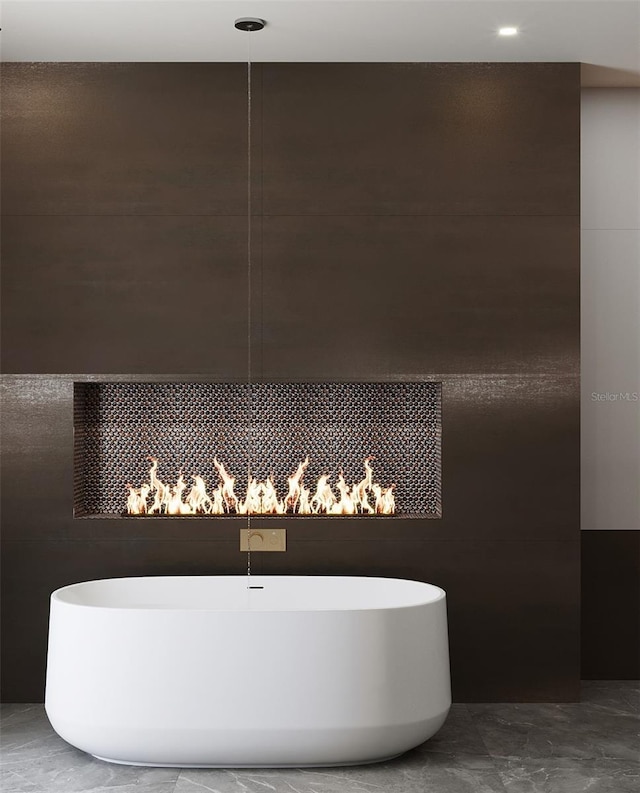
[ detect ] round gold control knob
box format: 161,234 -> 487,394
248,531 -> 264,549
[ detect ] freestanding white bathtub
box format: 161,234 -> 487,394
45,575 -> 450,767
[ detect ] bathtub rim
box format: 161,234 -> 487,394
50,574 -> 447,614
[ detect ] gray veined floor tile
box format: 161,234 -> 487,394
412,704 -> 490,756
494,756 -> 640,793
0,751 -> 180,793
468,702 -> 640,762
0,704 -> 59,745
0,705 -> 180,793
175,753 -> 507,793
1,705 -> 76,770
1,766 -> 44,793
581,680 -> 640,715
0,704 -> 49,727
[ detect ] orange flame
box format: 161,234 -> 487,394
126,456 -> 396,516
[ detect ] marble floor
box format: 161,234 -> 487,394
1,682 -> 638,793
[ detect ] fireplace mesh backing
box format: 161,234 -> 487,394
74,382 -> 441,517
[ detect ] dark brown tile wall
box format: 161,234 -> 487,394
260,215 -> 580,377
1,63 -> 581,702
1,63 -> 252,216
1,216 -> 249,374
261,63 -> 580,217
581,530 -> 640,680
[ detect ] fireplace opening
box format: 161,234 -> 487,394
74,382 -> 441,518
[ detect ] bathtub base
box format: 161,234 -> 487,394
91,753 -> 405,769
56,711 -> 449,768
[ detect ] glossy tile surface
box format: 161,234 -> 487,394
468,701 -> 639,762
1,683 -> 637,793
494,757 -> 639,793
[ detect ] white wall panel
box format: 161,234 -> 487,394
581,89 -> 640,530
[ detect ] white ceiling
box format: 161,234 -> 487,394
1,1 -> 639,86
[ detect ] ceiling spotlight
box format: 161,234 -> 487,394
235,17 -> 266,32
498,27 -> 519,37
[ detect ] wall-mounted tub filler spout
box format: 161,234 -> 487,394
240,529 -> 286,552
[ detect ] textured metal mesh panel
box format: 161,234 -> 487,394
74,382 -> 441,517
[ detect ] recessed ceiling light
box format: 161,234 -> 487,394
498,27 -> 519,37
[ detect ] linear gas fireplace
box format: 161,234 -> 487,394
74,382 -> 441,518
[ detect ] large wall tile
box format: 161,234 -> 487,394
581,230 -> 640,529
1,377 -> 73,540
261,216 -> 579,377
581,399 -> 640,530
581,90 -> 640,231
262,63 -> 580,217
441,376 -> 580,540
582,530 -> 640,680
1,63 -> 257,217
581,231 -> 640,387
1,216 -> 249,374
